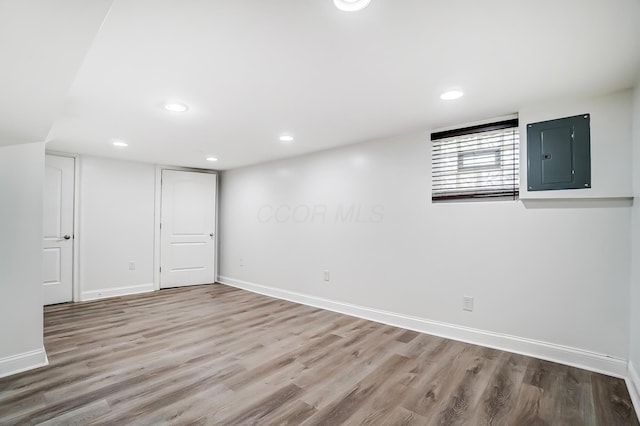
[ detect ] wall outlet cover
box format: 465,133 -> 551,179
463,296 -> 474,312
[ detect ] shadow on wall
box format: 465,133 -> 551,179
521,199 -> 632,210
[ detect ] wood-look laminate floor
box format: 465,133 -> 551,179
0,284 -> 638,425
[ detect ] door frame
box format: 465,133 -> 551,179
153,165 -> 219,291
44,151 -> 81,302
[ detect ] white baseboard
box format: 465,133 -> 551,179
628,361 -> 640,421
0,347 -> 48,379
81,283 -> 154,301
217,276 -> 628,378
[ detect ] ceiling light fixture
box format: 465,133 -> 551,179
279,135 -> 294,143
440,90 -> 464,101
206,156 -> 218,162
334,0 -> 371,12
112,140 -> 128,147
163,102 -> 189,112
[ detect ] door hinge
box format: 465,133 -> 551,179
159,266 -> 162,273
160,223 -> 162,229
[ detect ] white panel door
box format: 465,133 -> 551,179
43,155 -> 75,305
160,170 -> 216,288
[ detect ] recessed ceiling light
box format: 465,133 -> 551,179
112,140 -> 128,147
206,156 -> 218,162
440,90 -> 464,100
334,0 -> 371,12
279,135 -> 294,143
163,102 -> 189,112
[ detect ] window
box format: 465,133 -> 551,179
431,119 -> 520,201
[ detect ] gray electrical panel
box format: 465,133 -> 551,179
526,114 -> 591,191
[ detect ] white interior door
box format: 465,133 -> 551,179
160,170 -> 216,288
43,155 -> 75,305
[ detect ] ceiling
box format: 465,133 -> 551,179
0,0 -> 113,147
3,0 -> 640,170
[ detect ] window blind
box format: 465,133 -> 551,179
431,119 -> 519,201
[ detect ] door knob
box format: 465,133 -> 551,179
63,235 -> 71,240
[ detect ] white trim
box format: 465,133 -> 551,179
154,165 -> 219,291
80,283 -> 154,301
218,276 -> 628,378
628,361 -> 640,421
73,155 -> 81,302
0,347 -> 48,379
153,166 -> 162,291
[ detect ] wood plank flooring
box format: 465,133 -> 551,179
0,284 -> 638,425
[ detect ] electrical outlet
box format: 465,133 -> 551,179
128,262 -> 136,271
463,296 -> 473,312
324,270 -> 330,282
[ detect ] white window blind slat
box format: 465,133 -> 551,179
431,123 -> 520,201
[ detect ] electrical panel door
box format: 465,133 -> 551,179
527,114 -> 591,191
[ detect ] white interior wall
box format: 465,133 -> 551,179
0,142 -> 48,377
629,80 -> 640,408
219,91 -> 633,376
78,155 -> 156,300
